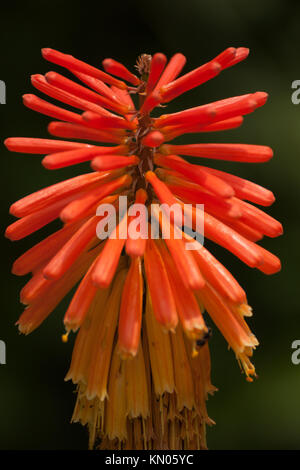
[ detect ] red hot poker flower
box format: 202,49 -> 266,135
5,47 -> 282,450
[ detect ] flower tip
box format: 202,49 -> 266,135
228,47 -> 236,53
41,48 -> 52,58
268,260 -> 282,274
16,322 -> 28,335
4,226 -> 13,240
187,325 -> 209,342
274,259 -> 282,273
102,58 -> 112,68
277,223 -> 283,237
229,204 -> 242,219
11,259 -> 28,276
63,319 -> 79,334
241,47 -> 250,57
22,94 -> 34,104
261,146 -> 273,162
41,155 -> 55,170
91,272 -> 110,289
82,111 -> 93,122
22,93 -> 32,99
268,192 -> 276,205
89,159 -> 98,171
59,208 -> 71,224
118,346 -> 137,361
4,138 -> 12,150
42,267 -> 59,281
191,276 -> 206,291
145,170 -> 155,182
253,91 -> 269,107
142,130 -> 165,148
8,202 -> 18,217
30,74 -> 43,85
44,71 -> 56,82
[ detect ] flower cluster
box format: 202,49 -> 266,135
5,46 -> 282,450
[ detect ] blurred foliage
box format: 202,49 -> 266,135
0,0 -> 299,450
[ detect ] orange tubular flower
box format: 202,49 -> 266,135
6,47 -> 282,450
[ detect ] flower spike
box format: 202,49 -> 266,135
6,46 -> 282,450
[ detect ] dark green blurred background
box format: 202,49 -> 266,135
0,0 -> 299,450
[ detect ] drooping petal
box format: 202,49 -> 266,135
12,218 -> 84,275
125,189 -> 148,257
144,238 -> 178,330
151,204 -> 205,291
92,212 -> 128,288
43,215 -> 100,280
157,239 -> 208,339
144,289 -> 175,395
60,175 -> 130,223
118,257 -> 143,357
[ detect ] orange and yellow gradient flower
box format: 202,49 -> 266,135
5,47 -> 282,450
